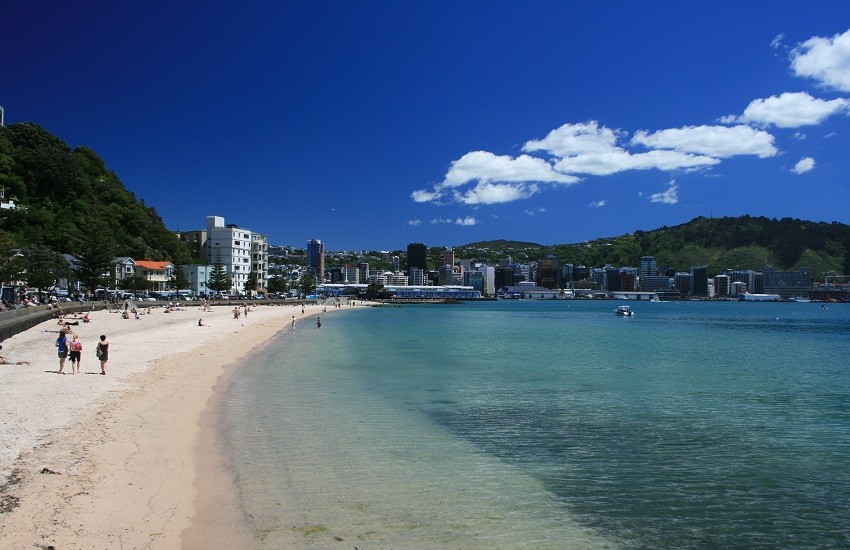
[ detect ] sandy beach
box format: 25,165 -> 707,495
0,300 -> 353,549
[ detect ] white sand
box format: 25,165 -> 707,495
0,300 -> 361,548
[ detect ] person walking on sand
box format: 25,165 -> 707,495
69,334 -> 83,374
56,328 -> 69,374
291,315 -> 295,330
96,335 -> 109,375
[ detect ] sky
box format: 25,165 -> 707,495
3,2 -> 850,251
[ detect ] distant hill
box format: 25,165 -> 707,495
0,123 -> 190,262
457,216 -> 850,278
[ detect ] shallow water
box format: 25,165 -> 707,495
223,301 -> 850,548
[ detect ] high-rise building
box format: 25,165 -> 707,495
407,243 -> 428,272
307,239 -> 325,281
206,216 -> 257,295
691,266 -> 709,297
536,256 -> 562,289
639,256 -> 657,278
444,248 -> 455,268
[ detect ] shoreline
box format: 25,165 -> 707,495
0,300 -> 363,548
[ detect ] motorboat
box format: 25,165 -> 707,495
615,305 -> 634,316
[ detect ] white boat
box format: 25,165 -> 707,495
615,305 -> 634,316
787,296 -> 812,303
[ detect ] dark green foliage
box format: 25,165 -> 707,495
266,275 -> 289,294
22,245 -> 70,291
208,249 -> 231,293
72,215 -> 117,292
0,123 -> 192,263
118,274 -> 152,293
246,270 -> 259,294
299,272 -> 316,295
169,261 -> 191,291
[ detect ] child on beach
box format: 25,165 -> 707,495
69,334 -> 83,374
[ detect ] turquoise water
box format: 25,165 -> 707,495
223,301 -> 850,548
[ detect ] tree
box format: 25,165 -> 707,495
119,274 -> 151,294
266,275 -> 289,294
298,272 -> 315,296
22,245 -> 69,292
169,262 -> 190,292
0,237 -> 24,285
245,270 -> 259,296
72,216 -> 117,293
208,249 -> 231,293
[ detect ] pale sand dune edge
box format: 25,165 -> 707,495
0,301 -> 359,549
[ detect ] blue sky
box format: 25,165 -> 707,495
3,2 -> 850,251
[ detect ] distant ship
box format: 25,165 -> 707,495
787,296 -> 812,303
739,293 -> 782,302
615,305 -> 635,316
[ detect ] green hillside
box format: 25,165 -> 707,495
0,123 -> 190,263
458,216 -> 850,279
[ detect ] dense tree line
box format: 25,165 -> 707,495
0,123 -> 192,264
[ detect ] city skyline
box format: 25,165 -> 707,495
4,3 -> 850,250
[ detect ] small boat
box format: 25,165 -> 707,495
787,296 -> 812,303
615,305 -> 634,316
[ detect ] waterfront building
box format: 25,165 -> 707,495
389,272 -> 409,285
714,275 -> 730,297
619,268 -> 637,292
407,243 -> 428,272
438,264 -> 454,286
762,265 -> 813,298
561,263 -> 574,284
495,266 -> 515,290
181,264 -> 212,296
408,267 -> 426,286
477,265 -> 495,296
639,256 -> 657,278
251,233 -> 269,291
206,216 -> 254,295
674,272 -> 692,298
536,256 -> 563,289
392,255 -> 400,272
730,281 -> 747,296
467,271 -> 485,295
307,239 -> 325,281
357,262 -> 370,284
134,260 -> 174,292
691,266 -> 709,298
640,275 -> 670,292
111,257 -> 136,288
573,265 -> 591,281
444,248 -> 455,268
344,264 -> 360,283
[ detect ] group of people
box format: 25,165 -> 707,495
55,329 -> 109,375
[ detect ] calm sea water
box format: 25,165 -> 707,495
222,301 -> 850,548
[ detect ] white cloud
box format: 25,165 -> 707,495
522,121 -> 622,157
453,182 -> 539,205
407,219 -> 422,226
771,33 -> 785,50
443,151 -> 579,187
590,199 -> 607,208
524,209 -> 535,216
792,157 -> 815,174
554,148 -> 720,176
650,181 -> 679,205
791,28 -> 850,91
793,132 -> 807,140
730,92 -> 849,128
455,216 -> 478,226
632,125 -> 778,158
430,217 -> 453,224
824,131 -> 837,138
411,188 -> 443,203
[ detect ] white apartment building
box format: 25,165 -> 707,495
205,216 -> 268,295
